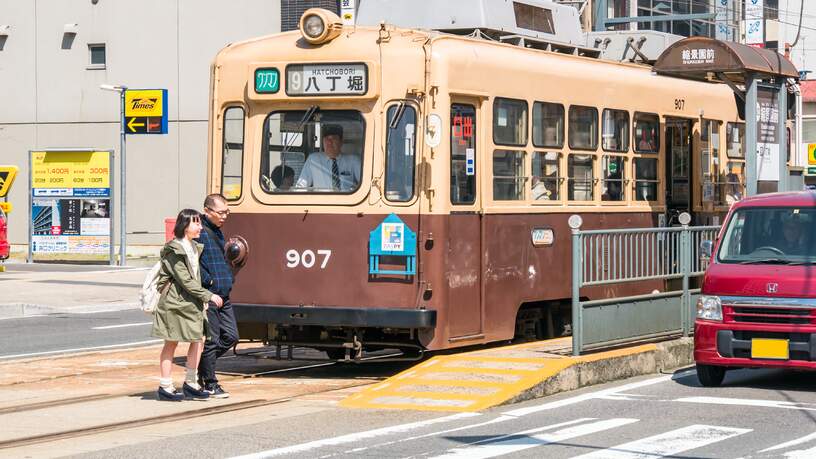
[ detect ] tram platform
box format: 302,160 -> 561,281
340,336 -> 694,412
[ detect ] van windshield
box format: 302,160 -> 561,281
717,207 -> 816,264
260,109 -> 365,194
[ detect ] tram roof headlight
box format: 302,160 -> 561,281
303,15 -> 325,39
299,8 -> 343,45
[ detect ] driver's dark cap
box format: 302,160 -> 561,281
322,124 -> 343,139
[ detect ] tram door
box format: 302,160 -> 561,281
665,118 -> 693,224
446,100 -> 483,339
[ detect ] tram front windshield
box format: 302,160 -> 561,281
717,207 -> 816,264
260,109 -> 365,194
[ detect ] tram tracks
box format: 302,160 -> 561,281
0,353 -> 406,451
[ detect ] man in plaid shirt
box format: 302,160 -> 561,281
196,193 -> 238,398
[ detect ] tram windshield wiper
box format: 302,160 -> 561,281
275,105 -> 319,177
388,102 -> 406,130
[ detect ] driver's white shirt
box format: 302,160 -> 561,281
295,152 -> 361,191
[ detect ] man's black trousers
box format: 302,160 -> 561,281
199,300 -> 239,385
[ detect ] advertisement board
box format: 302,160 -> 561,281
29,151 -> 114,263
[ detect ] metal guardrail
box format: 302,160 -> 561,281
570,214 -> 720,355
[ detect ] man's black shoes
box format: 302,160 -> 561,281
203,383 -> 230,399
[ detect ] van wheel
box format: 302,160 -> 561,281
696,363 -> 726,387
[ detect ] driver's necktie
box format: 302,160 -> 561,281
331,159 -> 340,190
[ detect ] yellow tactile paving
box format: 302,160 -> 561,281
339,339 -> 658,412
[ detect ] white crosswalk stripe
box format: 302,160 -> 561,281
428,418 -> 640,459
571,424 -> 751,459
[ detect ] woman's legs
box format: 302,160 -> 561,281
185,340 -> 204,387
160,341 -> 179,380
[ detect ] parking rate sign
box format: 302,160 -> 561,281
124,89 -> 168,134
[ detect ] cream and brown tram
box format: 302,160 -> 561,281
209,6 -> 747,359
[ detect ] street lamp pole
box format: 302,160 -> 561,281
100,84 -> 128,266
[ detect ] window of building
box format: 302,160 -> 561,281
513,2 -> 555,34
602,156 -> 625,201
451,104 -> 477,205
384,103 -> 417,202
88,43 -> 106,69
532,102 -> 564,148
568,154 -> 594,201
726,122 -> 745,158
568,106 -> 598,150
532,151 -> 560,201
634,112 -> 660,153
221,107 -> 245,201
493,150 -> 525,201
602,109 -> 629,152
493,98 -> 528,146
260,109 -> 365,194
634,158 -> 658,201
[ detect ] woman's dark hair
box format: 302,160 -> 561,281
173,209 -> 201,239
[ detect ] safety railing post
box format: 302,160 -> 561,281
571,223 -> 583,356
681,224 -> 690,336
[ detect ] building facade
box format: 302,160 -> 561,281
0,0 -> 341,252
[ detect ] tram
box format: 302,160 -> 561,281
209,2 -> 746,358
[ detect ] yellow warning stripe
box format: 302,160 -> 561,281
389,378 -> 513,389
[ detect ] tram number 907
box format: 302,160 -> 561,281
674,98 -> 685,110
286,249 -> 332,269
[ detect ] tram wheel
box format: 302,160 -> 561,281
325,348 -> 348,360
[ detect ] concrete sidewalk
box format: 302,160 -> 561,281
0,262 -> 148,319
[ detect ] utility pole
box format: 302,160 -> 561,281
100,84 -> 128,266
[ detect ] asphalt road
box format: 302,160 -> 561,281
0,309 -> 157,359
74,366 -> 816,459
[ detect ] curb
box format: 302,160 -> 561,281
505,338 -> 694,406
0,302 -> 140,319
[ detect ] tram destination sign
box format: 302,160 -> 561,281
124,89 -> 168,134
286,63 -> 367,96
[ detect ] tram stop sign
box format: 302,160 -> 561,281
124,89 -> 168,134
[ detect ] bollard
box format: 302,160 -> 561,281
569,215 -> 583,356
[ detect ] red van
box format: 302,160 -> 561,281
0,205 -> 8,260
695,191 -> 816,386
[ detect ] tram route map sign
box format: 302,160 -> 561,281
29,151 -> 113,263
756,87 -> 780,182
125,89 -> 168,134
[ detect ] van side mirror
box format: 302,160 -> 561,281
700,240 -> 713,258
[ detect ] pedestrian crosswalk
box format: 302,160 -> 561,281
232,412 -> 816,459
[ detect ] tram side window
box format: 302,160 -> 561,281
493,150 -> 525,201
701,119 -> 721,202
720,161 -> 744,205
260,110 -> 365,194
726,122 -> 745,158
568,106 -> 598,150
634,113 -> 660,153
493,98 -> 527,146
602,109 -> 629,152
451,104 -> 477,205
602,156 -> 625,201
532,151 -> 560,200
568,154 -> 594,201
385,104 -> 417,202
221,107 -> 245,201
634,158 -> 658,201
532,102 -> 564,148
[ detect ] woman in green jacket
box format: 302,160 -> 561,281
151,209 -> 224,401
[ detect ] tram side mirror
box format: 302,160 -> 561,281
700,240 -> 713,259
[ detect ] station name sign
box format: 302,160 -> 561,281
681,48 -> 716,65
286,63 -> 367,96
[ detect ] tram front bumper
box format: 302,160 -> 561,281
233,303 -> 437,329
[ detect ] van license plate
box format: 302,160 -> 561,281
751,338 -> 789,360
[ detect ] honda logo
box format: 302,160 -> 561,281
767,283 -> 779,294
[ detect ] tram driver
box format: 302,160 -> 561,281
295,124 -> 361,192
